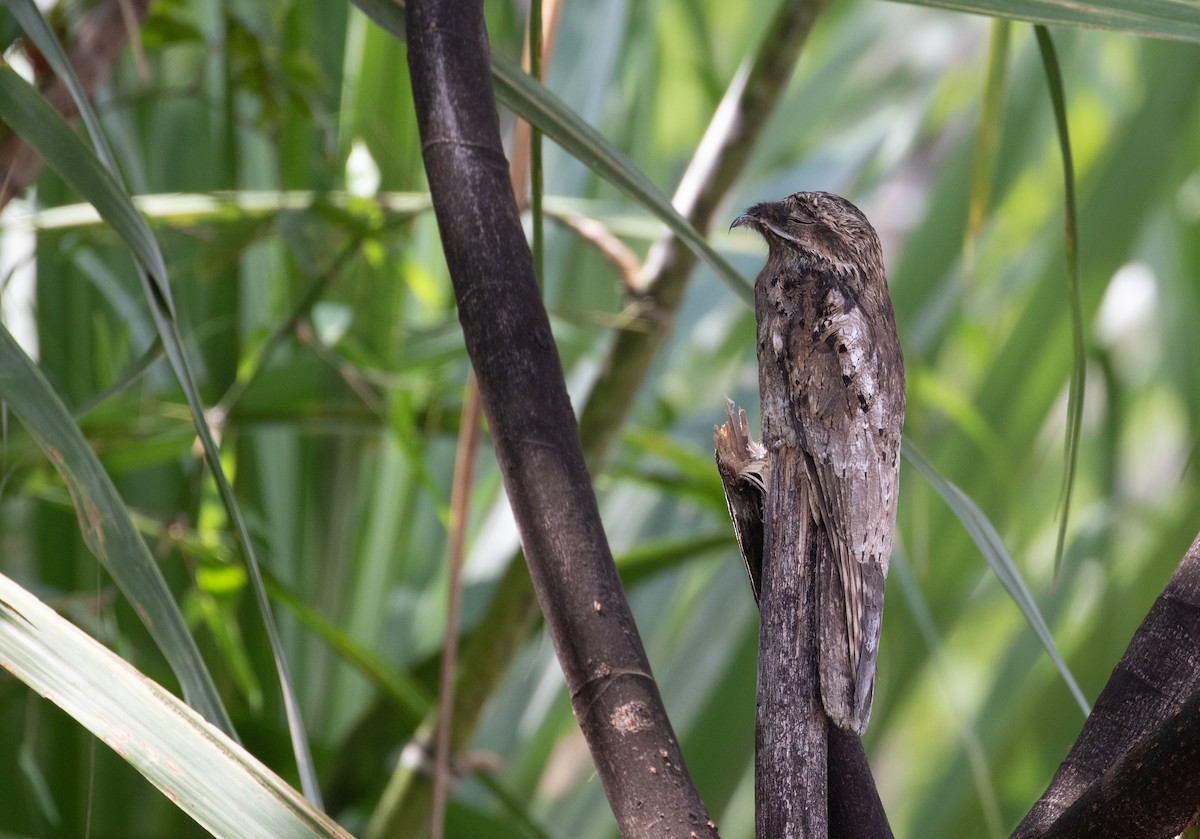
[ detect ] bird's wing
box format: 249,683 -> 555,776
785,280 -> 903,733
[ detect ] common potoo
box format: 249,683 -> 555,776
716,191 -> 904,734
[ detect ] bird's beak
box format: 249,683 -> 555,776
732,202 -> 802,245
730,211 -> 758,232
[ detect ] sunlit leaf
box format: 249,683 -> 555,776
0,323 -> 233,733
0,22 -> 321,801
0,572 -> 350,839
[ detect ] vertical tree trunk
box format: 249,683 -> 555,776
756,450 -> 828,837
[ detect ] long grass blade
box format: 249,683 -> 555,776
0,50 -> 321,802
1034,25 -> 1085,579
902,439 -> 1090,716
4,0 -> 122,198
0,323 -> 233,734
964,18 -> 1011,267
0,572 -> 351,839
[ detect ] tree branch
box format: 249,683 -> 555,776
403,1 -> 715,835
1014,530 -> 1200,838
1038,688 -> 1200,838
828,727 -> 894,839
755,450 -> 829,837
717,404 -> 894,838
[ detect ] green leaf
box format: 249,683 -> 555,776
964,19 -> 1011,258
902,439 -> 1091,717
889,0 -> 1200,43
4,0 -> 122,186
266,573 -> 432,725
0,572 -> 351,839
0,323 -> 234,736
1034,25 -> 1085,579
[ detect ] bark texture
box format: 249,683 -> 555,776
404,2 -> 716,836
1014,530 -> 1200,838
755,449 -> 829,836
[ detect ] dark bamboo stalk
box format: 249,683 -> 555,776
404,1 -> 716,835
1038,688 -> 1200,838
828,727 -> 893,838
361,0 -> 831,829
1014,530 -> 1200,838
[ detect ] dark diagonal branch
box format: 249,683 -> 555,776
1039,689 -> 1200,838
0,0 -> 150,211
1014,530 -> 1200,838
404,1 -> 716,835
362,1 -> 830,830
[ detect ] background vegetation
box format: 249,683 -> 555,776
1,0 -> 1199,837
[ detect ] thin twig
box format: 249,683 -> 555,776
431,375 -> 481,839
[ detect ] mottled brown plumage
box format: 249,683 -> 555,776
717,191 -> 904,733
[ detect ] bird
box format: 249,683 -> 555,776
719,191 -> 905,734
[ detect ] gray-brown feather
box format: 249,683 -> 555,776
736,191 -> 904,734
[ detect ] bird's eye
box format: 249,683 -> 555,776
788,214 -> 816,225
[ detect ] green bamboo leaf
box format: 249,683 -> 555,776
73,338 -> 164,418
902,440 -> 1091,717
265,574 -> 432,725
1034,25 -> 1085,579
0,572 -> 352,839
0,323 -> 234,736
0,54 -> 320,802
346,0 -> 753,304
889,0 -> 1200,42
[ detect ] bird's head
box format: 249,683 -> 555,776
731,191 -> 883,282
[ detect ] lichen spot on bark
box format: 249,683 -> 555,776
611,700 -> 654,734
